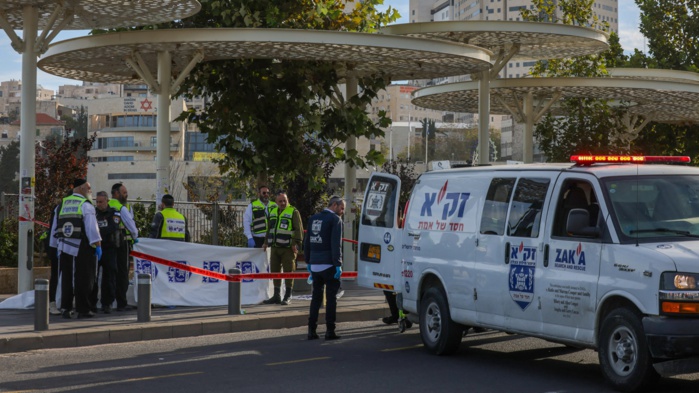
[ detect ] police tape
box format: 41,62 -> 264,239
130,250 -> 357,282
18,216 -> 50,228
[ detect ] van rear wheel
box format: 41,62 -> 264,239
419,287 -> 463,355
598,308 -> 659,392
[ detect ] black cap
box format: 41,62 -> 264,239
73,178 -> 87,188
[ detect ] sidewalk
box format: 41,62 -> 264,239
0,280 -> 389,354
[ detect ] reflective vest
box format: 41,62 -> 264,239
108,199 -> 133,240
251,200 -> 277,235
55,194 -> 88,240
267,205 -> 296,248
159,208 -> 186,241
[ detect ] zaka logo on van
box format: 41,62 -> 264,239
202,261 -> 226,283
167,261 -> 192,283
509,242 -> 536,310
554,243 -> 587,271
420,180 -> 470,220
135,258 -> 158,281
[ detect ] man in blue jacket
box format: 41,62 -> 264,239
304,195 -> 345,340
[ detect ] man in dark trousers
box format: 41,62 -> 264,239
51,179 -> 102,319
149,194 -> 190,241
109,183 -> 139,311
92,191 -> 122,313
304,195 -> 345,340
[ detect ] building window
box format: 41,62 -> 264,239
95,156 -> 134,162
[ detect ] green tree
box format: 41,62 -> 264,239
61,105 -> 88,139
636,0 -> 699,72
629,1 -> 699,162
521,0 -> 625,161
157,0 -> 398,189
0,141 -> 19,195
34,133 -> 96,227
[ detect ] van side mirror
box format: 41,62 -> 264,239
566,208 -> 600,238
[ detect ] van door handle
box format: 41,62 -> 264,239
505,242 -> 510,264
408,231 -> 421,238
543,244 -> 549,267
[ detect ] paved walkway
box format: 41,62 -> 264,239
0,280 -> 390,354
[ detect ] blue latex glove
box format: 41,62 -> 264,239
247,238 -> 256,248
306,264 -> 313,284
95,246 -> 103,261
133,238 -> 139,244
334,266 -> 342,280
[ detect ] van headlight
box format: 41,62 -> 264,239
660,272 -> 699,315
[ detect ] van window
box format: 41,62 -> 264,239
362,177 -> 398,228
604,175 -> 699,239
552,180 -> 600,237
507,177 -> 550,238
480,177 -> 515,235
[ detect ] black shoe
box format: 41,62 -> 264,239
77,311 -> 95,319
90,307 -> 98,313
382,316 -> 398,325
116,305 -> 134,311
280,297 -> 291,306
62,310 -> 72,319
325,331 -> 341,340
102,306 -> 112,314
308,327 -> 319,340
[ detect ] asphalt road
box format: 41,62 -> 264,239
1,321 -> 697,393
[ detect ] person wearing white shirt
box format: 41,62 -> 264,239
51,179 -> 102,319
243,185 -> 276,248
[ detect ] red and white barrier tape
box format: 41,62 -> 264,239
130,250 -> 357,282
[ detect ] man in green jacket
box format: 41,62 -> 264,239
262,192 -> 304,305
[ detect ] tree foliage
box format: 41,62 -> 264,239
636,0 -> 699,72
34,133 -> 96,226
160,0 -> 399,189
0,141 -> 19,195
521,0 -> 628,161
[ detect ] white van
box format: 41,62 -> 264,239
358,156 -> 699,392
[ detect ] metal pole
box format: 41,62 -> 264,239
156,50 -> 172,204
478,70 -> 491,165
212,202 -> 219,246
34,278 -> 48,331
523,92 -> 534,163
18,5 -> 39,294
343,76 -> 358,273
137,273 -> 151,322
228,268 -> 241,315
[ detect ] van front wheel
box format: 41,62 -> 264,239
419,287 -> 463,355
598,308 -> 659,392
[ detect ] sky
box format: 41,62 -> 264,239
0,0 -> 645,93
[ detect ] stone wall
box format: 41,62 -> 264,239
0,267 -> 50,294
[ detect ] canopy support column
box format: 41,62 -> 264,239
17,5 -> 39,293
477,70 -> 490,165
343,75 -> 358,273
156,50 -> 172,204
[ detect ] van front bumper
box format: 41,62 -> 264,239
643,316 -> 699,359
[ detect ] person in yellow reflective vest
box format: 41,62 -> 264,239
243,185 -> 277,248
262,192 -> 304,305
109,182 -> 139,312
150,194 -> 190,242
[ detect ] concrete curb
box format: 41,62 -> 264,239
0,304 -> 386,354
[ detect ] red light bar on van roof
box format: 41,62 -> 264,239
570,155 -> 691,165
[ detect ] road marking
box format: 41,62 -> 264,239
124,371 -> 202,382
381,344 -> 423,352
4,372 -> 204,392
267,356 -> 330,366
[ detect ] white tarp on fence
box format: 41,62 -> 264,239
133,238 -> 271,306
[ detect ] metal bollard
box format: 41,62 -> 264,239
137,273 -> 151,322
34,278 -> 49,331
228,268 -> 242,315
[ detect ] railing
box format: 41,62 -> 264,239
0,193 -> 249,247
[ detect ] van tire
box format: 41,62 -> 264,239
598,308 -> 659,392
419,287 -> 463,355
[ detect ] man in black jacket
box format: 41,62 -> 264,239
92,191 -> 122,313
303,195 -> 345,340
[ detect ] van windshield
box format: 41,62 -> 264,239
603,175 -> 699,240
